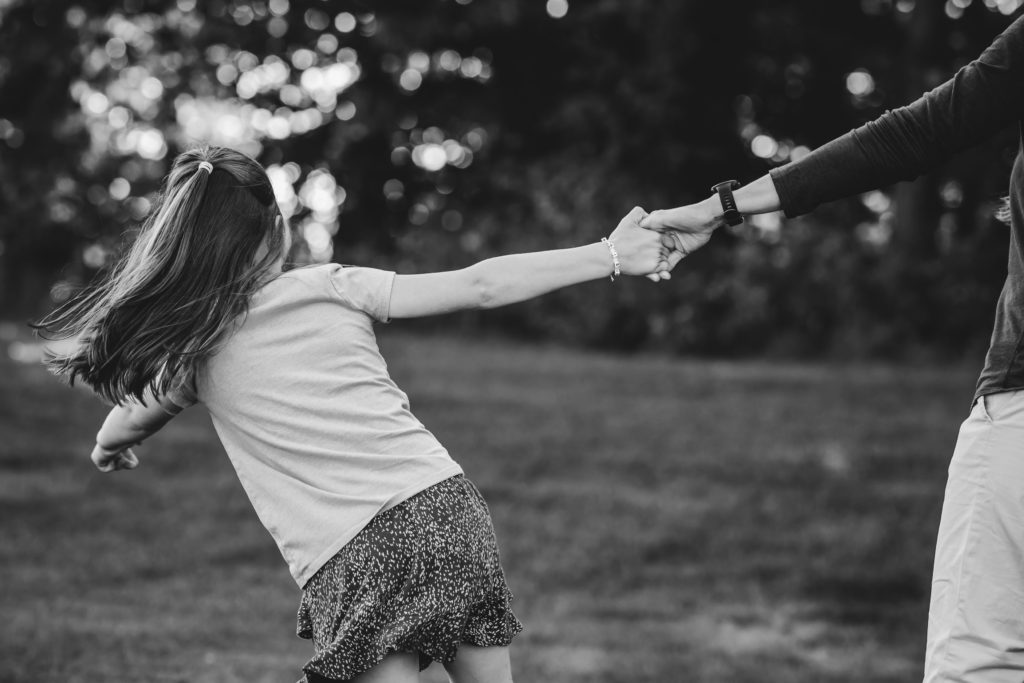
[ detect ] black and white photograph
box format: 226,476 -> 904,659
4,1 -> 1024,681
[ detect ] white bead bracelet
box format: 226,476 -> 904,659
601,237 -> 621,281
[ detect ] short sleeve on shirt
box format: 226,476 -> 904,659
326,265 -> 397,323
164,373 -> 199,413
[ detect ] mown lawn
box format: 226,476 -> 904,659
0,330 -> 979,682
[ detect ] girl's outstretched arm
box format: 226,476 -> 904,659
91,389 -> 184,472
389,207 -> 666,319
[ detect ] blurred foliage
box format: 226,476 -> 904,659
0,0 -> 1021,358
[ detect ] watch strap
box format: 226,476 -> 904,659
711,180 -> 744,226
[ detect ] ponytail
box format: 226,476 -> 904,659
34,146 -> 285,404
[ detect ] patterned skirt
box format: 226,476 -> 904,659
296,475 -> 523,682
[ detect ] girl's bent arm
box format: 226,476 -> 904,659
95,390 -> 183,452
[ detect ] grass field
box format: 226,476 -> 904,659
0,329 -> 980,683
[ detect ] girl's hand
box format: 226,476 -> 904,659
608,206 -> 674,278
90,443 -> 140,473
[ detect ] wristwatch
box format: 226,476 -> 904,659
711,180 -> 744,226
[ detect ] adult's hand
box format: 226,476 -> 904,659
639,175 -> 782,263
640,202 -> 721,259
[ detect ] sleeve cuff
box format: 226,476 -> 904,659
376,270 -> 397,324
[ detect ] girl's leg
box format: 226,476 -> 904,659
442,644 -> 513,683
348,652 -> 420,683
924,391 -> 1024,682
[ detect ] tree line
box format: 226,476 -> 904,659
0,0 -> 1018,358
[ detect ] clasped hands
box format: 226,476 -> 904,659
608,203 -> 721,281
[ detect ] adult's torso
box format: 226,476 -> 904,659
976,131 -> 1024,400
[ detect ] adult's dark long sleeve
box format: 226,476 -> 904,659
771,15 -> 1024,218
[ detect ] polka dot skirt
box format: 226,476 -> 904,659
296,475 -> 523,682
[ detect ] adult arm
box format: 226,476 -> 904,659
648,15 -> 1024,235
389,207 -> 667,319
776,14 -> 1024,217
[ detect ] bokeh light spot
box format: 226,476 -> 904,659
216,63 -> 239,85
108,106 -> 130,128
845,70 -> 875,97
317,34 -> 339,54
546,0 -> 569,19
82,244 -> 107,268
791,145 -> 811,161
140,76 -> 163,99
84,91 -> 109,115
399,69 -> 423,91
336,101 -> 356,121
267,16 -> 288,37
413,144 -> 447,171
409,52 -> 430,73
267,116 -> 291,139
109,177 -> 130,200
292,48 -> 315,70
998,0 -> 1022,14
861,190 -> 891,214
66,7 -> 86,28
459,57 -> 483,79
383,179 -> 404,200
137,129 -> 167,159
304,9 -> 329,31
750,134 -> 778,159
303,221 -> 332,253
438,50 -> 462,72
409,204 -> 430,225
105,37 -> 127,59
334,12 -> 356,32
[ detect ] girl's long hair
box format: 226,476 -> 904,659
34,146 -> 286,404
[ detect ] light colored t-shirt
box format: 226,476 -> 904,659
169,264 -> 463,587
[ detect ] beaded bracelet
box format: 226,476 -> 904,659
601,237 -> 621,281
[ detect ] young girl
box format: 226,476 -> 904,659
36,146 -> 674,683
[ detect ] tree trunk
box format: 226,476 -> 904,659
891,1 -> 944,258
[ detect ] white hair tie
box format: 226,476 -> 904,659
197,161 -> 213,174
